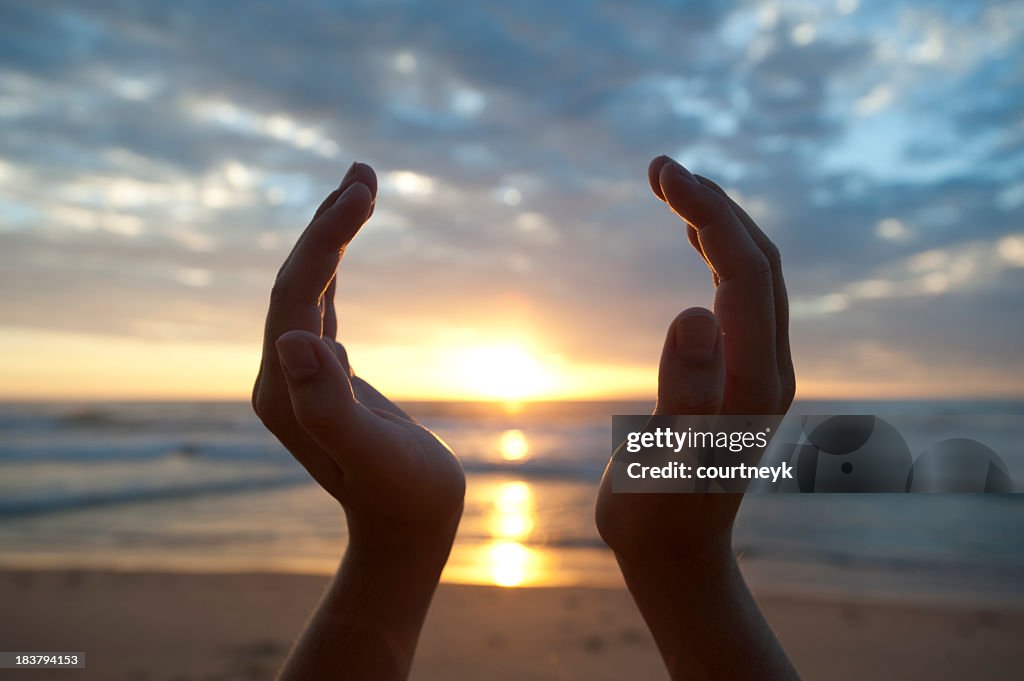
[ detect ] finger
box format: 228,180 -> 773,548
694,175 -> 794,404
257,181 -> 372,408
276,330 -> 377,474
277,163 -> 378,278
654,308 -> 724,415
649,156 -> 715,279
257,163 -> 370,395
254,168 -> 375,472
274,182 -> 372,306
657,158 -> 778,411
261,164 -> 376,381
658,161 -> 766,282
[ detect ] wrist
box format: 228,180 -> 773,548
613,529 -> 735,578
345,506 -> 462,573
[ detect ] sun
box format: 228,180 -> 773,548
453,343 -> 555,400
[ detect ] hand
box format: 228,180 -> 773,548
252,162 -> 465,555
596,155 -> 795,563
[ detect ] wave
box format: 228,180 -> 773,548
0,472 -> 310,519
0,437 -> 284,463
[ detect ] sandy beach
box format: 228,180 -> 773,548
1,568 -> 1021,680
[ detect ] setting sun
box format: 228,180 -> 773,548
452,343 -> 556,401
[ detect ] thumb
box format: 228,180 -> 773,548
275,330 -> 369,468
655,308 -> 724,415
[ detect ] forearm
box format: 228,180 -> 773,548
277,534 -> 455,681
615,537 -> 800,681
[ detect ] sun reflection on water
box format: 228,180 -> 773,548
484,479 -> 541,587
488,540 -> 535,587
489,480 -> 534,540
499,428 -> 529,461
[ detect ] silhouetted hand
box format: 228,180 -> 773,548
596,155 -> 794,559
594,157 -> 799,681
252,162 -> 464,553
252,163 -> 465,681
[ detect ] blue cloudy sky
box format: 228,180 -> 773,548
0,0 -> 1022,399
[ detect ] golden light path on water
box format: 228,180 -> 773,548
485,480 -> 541,587
442,429 -> 546,587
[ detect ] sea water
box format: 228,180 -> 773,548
0,400 -> 1021,605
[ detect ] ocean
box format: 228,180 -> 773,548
1,400 -> 1022,606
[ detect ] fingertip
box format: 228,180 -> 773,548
659,164 -> 693,220
675,306 -> 716,321
657,307 -> 724,416
671,308 -> 719,360
648,155 -> 673,200
338,161 -> 378,199
276,331 -> 322,381
350,162 -> 378,197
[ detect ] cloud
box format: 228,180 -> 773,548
792,232 -> 1024,317
0,0 -> 1022,396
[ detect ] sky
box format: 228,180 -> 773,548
0,0 -> 1022,401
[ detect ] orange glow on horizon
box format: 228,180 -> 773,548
1,327 -> 1021,402
0,326 -> 660,401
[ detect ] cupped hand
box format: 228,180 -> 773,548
252,163 -> 465,554
596,155 -> 794,561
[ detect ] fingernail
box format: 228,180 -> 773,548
675,309 -> 717,358
276,335 -> 321,379
673,161 -> 696,181
333,181 -> 366,206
